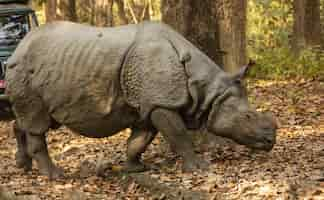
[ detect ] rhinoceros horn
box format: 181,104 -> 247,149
232,60 -> 256,80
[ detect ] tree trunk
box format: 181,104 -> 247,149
45,0 -> 57,23
305,0 -> 321,46
76,0 -> 91,24
115,0 -> 129,25
142,0 -> 151,21
322,0 -> 324,48
161,0 -> 223,66
57,0 -> 78,22
293,0 -> 321,53
161,0 -> 191,40
94,0 -> 114,27
215,0 -> 247,73
161,0 -> 247,73
293,0 -> 306,51
68,0 -> 78,22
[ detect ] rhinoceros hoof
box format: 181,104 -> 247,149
15,151 -> 32,172
123,160 -> 149,173
40,166 -> 65,180
182,156 -> 209,173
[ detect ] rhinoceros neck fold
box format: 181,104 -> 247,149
179,46 -> 232,126
183,71 -> 232,129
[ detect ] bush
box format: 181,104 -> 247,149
247,0 -> 324,79
248,47 -> 324,79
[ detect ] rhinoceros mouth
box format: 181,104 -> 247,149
236,134 -> 275,152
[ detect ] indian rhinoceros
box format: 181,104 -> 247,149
5,21 -> 277,179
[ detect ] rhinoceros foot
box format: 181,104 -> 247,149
123,160 -> 149,173
39,165 -> 65,180
15,151 -> 32,172
182,156 -> 209,173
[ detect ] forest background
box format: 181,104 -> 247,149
29,0 -> 324,78
0,1 -> 324,199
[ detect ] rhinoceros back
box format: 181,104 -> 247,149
6,21 -> 138,132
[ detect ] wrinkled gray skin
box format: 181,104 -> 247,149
6,21 -> 277,179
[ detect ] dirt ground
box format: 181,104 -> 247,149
0,78 -> 323,200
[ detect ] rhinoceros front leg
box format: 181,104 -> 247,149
26,133 -> 64,179
13,121 -> 32,172
151,108 -> 209,172
124,128 -> 157,172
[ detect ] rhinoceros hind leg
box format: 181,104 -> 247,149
124,128 -> 156,173
26,133 -> 64,180
151,108 -> 209,172
13,121 -> 32,172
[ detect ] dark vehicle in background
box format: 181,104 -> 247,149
0,0 -> 38,116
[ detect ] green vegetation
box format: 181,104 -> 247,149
248,47 -> 324,79
247,0 -> 324,79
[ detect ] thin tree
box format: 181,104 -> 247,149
57,0 -> 78,22
215,0 -> 247,73
293,0 -> 321,53
94,0 -> 114,27
115,0 -> 128,25
45,0 -> 57,22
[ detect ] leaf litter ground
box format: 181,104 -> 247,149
0,78 -> 323,200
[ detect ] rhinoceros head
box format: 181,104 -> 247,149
206,63 -> 277,151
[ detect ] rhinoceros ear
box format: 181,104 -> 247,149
233,60 -> 256,81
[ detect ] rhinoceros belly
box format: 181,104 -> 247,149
60,101 -> 139,138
